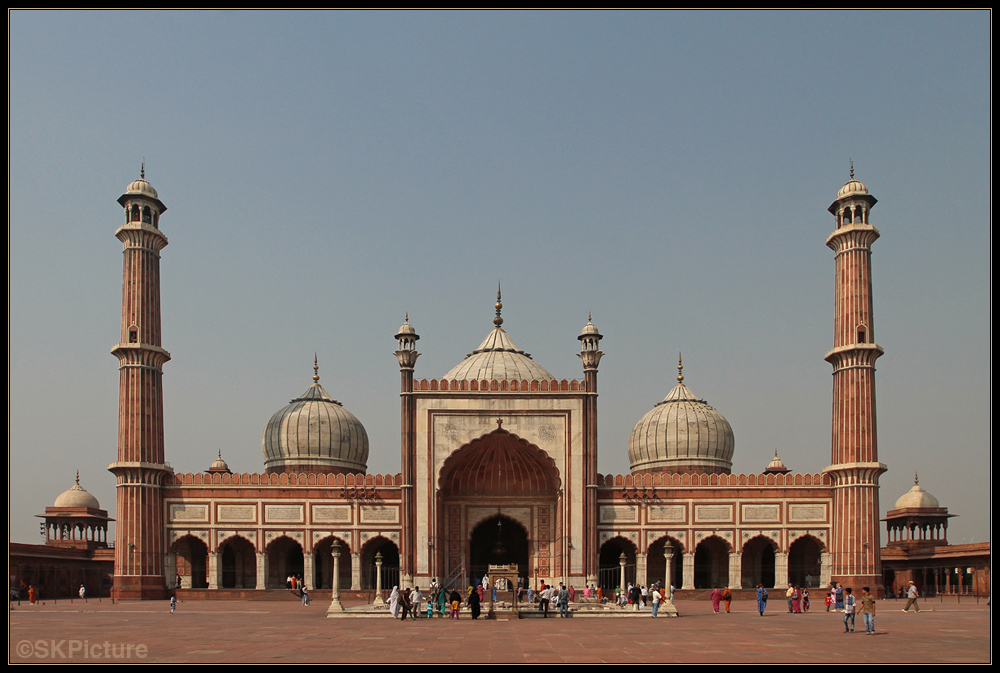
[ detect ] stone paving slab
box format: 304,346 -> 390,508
8,596 -> 990,664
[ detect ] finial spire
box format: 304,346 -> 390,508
677,353 -> 684,383
313,353 -> 320,382
849,159 -> 854,180
493,282 -> 503,327
141,161 -> 145,180
914,471 -> 919,486
75,469 -> 80,485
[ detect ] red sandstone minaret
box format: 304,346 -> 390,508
823,164 -> 888,593
108,167 -> 173,599
577,314 -> 603,586
394,312 -> 420,585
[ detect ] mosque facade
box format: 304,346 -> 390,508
106,170 -> 887,600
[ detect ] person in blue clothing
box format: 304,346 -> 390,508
756,584 -> 768,616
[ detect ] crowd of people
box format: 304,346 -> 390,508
382,576 -> 674,619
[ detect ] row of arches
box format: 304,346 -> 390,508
170,534 -> 400,590
836,203 -> 870,227
124,203 -> 160,227
599,533 -> 825,590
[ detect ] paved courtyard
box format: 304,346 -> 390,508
9,595 -> 990,664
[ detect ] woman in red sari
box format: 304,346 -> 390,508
791,586 -> 802,613
710,587 -> 722,613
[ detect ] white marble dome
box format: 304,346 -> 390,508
893,478 -> 940,509
629,363 -> 735,475
262,363 -> 369,474
54,475 -> 100,509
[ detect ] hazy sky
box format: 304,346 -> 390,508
9,11 -> 990,546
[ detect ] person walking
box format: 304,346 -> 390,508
843,588 -> 856,632
902,580 -> 921,612
711,587 -> 722,613
859,587 -> 876,635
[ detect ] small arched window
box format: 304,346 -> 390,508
130,204 -> 140,222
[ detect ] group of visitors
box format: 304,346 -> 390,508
784,584 -> 810,613
710,586 -> 733,613
746,580 -> 879,635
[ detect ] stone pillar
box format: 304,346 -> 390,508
636,551 -> 647,588
663,547 -> 676,592
303,550 -> 315,590
327,541 -> 344,614
351,552 -> 361,591
372,551 -> 385,606
164,552 -> 177,590
775,552 -> 789,588
618,552 -> 627,595
729,552 -> 742,589
208,552 -> 220,590
682,552 -> 695,590
256,552 -> 267,590
820,551 -> 832,588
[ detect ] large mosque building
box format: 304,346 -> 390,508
107,169 -> 887,600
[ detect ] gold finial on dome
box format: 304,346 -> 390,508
313,354 -> 320,382
677,353 -> 684,383
914,471 -> 919,486
75,469 -> 80,486
493,282 -> 503,327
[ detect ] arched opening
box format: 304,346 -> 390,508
741,535 -> 777,588
439,426 -> 561,586
266,536 -> 304,589
129,204 -> 139,222
220,536 -> 256,589
141,206 -> 151,223
171,535 -> 208,589
788,535 -> 823,588
694,536 -> 730,589
312,536 -> 352,590
647,536 -> 683,590
468,514 -> 529,585
599,537 -> 637,592
360,536 -> 399,591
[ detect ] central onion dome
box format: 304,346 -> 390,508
262,357 -> 369,474
629,356 -> 735,475
53,472 -> 101,509
442,288 -> 556,382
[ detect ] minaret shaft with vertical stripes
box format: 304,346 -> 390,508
823,169 -> 887,592
108,171 -> 173,599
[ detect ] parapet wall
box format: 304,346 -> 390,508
598,472 -> 832,488
166,472 -> 403,487
413,378 -> 586,392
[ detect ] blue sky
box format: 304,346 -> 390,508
9,11 -> 990,545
